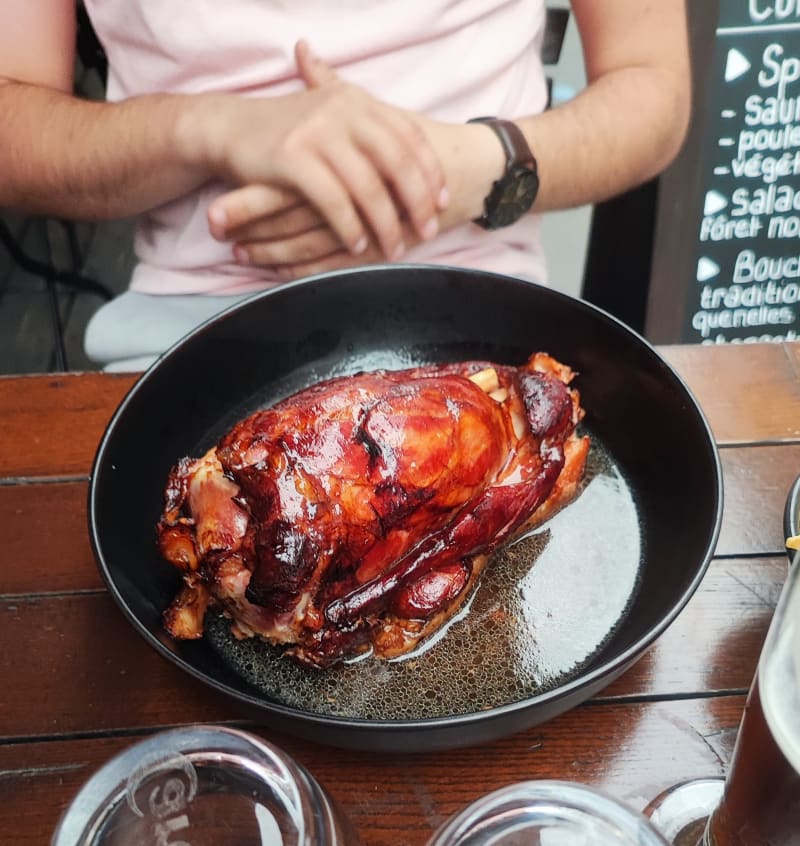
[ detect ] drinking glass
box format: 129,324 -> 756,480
645,551 -> 800,845
426,780 -> 671,845
51,725 -> 358,846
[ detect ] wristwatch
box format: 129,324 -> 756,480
467,117 -> 539,230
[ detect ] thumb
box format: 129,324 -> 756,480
295,39 -> 338,88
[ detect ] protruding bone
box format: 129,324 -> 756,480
469,367 -> 500,393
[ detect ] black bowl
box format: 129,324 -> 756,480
89,264 -> 722,752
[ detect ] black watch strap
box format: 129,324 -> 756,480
467,116 -> 539,229
467,117 -> 536,171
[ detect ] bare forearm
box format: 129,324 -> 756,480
517,0 -> 691,212
0,81 -> 207,219
422,62 -> 689,234
0,73 -> 445,260
435,0 -> 690,222
518,63 -> 690,212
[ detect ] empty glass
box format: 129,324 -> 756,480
425,780 -> 670,846
51,725 -> 358,846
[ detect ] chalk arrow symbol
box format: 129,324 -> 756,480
725,48 -> 751,82
697,257 -> 720,282
704,190 -> 728,216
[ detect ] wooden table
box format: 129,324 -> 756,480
2,342 -> 798,845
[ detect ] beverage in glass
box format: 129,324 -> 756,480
647,553 -> 800,845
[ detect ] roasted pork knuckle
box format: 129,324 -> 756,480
158,353 -> 590,668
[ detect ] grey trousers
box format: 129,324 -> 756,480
84,291 -> 253,372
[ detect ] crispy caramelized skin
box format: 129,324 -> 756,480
158,353 -> 590,668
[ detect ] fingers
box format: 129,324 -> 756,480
226,203 -> 325,242
353,107 -> 446,243
294,44 -> 406,255
208,184 -> 299,239
322,137 -> 408,260
215,161 -> 371,256
231,210 -> 416,280
234,226 -> 342,268
295,41 -> 447,248
212,186 -> 350,269
288,156 -> 370,255
212,47 -> 450,260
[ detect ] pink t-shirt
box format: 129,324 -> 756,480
83,0 -> 548,295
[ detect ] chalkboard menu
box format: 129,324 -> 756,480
682,3 -> 800,344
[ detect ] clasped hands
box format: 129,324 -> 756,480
202,41 -> 488,281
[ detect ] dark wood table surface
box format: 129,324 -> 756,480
2,341 -> 798,845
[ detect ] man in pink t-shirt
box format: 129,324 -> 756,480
0,1 -> 690,370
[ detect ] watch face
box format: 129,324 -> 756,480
483,166 -> 539,229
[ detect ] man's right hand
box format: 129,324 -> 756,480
183,43 -> 447,263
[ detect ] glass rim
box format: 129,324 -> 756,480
427,780 -> 670,845
50,725 -> 308,846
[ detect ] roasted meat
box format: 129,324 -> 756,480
158,353 -> 590,668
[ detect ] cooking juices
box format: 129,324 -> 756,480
206,437 -> 643,721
